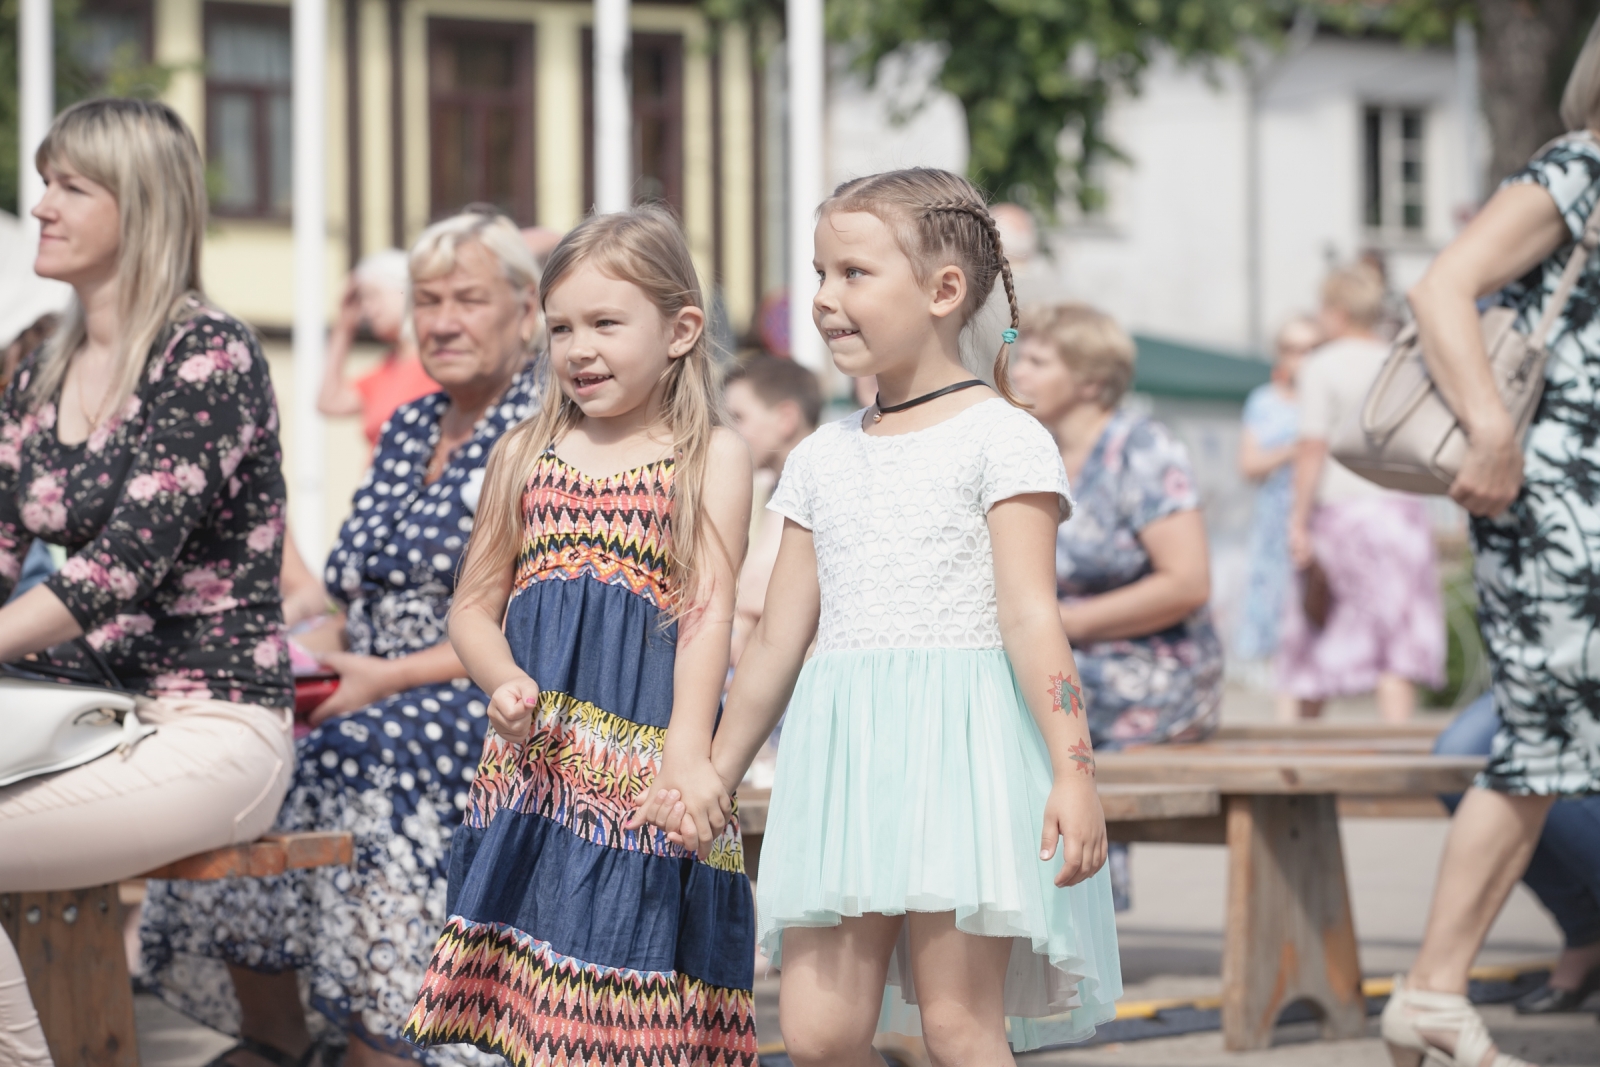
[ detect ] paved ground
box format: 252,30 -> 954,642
134,688 -> 1600,1065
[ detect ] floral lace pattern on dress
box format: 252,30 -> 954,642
767,399 -> 1072,653
0,304 -> 290,707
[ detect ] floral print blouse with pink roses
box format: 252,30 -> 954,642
0,305 -> 292,709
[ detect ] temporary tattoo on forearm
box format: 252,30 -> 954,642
1049,671 -> 1084,718
1068,739 -> 1095,777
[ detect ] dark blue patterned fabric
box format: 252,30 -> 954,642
138,364 -> 540,1064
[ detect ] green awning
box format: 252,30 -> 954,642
1133,334 -> 1271,402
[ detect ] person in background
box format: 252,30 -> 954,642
277,527 -> 328,630
1279,265 -> 1444,722
0,98 -> 294,1067
1432,693 -> 1600,1015
1012,302 -> 1222,910
724,356 -> 822,665
1235,315 -> 1320,720
1,313 -> 62,599
723,356 -> 822,792
139,210 -> 542,1067
520,225 -> 563,271
316,249 -> 437,453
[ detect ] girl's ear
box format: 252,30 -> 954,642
667,305 -> 706,360
928,264 -> 968,321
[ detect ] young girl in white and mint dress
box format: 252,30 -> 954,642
636,168 -> 1121,1063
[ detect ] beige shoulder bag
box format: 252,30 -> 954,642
1331,182 -> 1600,495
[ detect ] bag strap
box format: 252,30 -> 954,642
1530,134 -> 1600,349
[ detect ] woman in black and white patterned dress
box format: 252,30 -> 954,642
1379,25 -> 1600,1067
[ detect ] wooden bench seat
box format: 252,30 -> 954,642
0,831 -> 353,1067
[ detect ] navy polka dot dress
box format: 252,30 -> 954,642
140,364 -> 540,1063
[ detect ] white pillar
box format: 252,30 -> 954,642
786,0 -> 826,370
292,0 -> 327,564
593,0 -> 631,213
18,0 -> 52,230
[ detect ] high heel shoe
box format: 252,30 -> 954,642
1380,974 -> 1533,1067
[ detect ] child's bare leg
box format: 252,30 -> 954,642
778,915 -> 901,1067
907,912 -> 1016,1067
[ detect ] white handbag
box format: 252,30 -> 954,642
0,650 -> 153,789
1331,138 -> 1600,494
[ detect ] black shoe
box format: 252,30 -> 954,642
1514,968 -> 1600,1014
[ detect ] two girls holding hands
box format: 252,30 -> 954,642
409,168 -> 1119,1067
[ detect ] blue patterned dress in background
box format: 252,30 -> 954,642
1056,410 -> 1225,751
1234,382 -> 1299,661
140,364 -> 539,1063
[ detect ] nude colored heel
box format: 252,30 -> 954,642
1380,974 -> 1534,1067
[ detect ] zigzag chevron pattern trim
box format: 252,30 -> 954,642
404,916 -> 759,1067
515,453 -> 675,607
467,692 -> 745,873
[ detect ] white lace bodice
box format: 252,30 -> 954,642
769,399 -> 1073,652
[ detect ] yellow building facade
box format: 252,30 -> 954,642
89,0 -> 777,337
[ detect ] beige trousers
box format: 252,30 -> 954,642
0,697 -> 293,1067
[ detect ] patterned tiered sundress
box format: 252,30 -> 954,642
405,451 -> 758,1066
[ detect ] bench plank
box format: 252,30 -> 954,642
1097,752 -> 1482,795
139,831 -> 354,881
1213,721 -> 1446,743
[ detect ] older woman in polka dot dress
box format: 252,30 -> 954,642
140,212 -> 542,1067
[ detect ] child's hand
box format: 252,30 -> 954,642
1040,776 -> 1108,888
488,675 -> 541,742
626,756 -> 732,860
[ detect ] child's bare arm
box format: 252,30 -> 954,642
989,493 -> 1107,888
710,521 -> 820,789
631,429 -> 753,855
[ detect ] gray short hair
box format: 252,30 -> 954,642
354,248 -> 409,293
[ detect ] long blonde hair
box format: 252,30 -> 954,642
823,168 -> 1021,402
27,99 -> 208,417
457,207 -> 726,617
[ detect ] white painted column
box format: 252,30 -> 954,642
593,0 -> 631,213
1455,18 -> 1483,209
786,0 -> 825,370
18,0 -> 52,231
292,0 -> 328,563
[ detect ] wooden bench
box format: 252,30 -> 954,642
0,831 -> 353,1067
1097,750 -> 1482,1051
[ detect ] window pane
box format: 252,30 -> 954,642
454,38 -> 516,91
76,12 -> 143,78
1363,106 -> 1382,229
209,18 -> 291,84
485,106 -> 517,212
270,92 -> 293,214
433,103 -> 473,212
212,92 -> 258,209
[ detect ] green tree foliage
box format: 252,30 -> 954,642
0,0 -> 172,215
828,0 -> 1284,215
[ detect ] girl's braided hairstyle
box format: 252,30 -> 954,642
823,168 -> 1021,403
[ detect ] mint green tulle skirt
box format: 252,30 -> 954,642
755,647 -> 1122,1050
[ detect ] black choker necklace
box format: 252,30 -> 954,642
873,379 -> 987,422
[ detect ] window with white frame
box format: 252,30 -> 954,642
1363,105 -> 1426,236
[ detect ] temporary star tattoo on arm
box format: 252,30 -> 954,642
1068,739 -> 1095,777
1048,671 -> 1084,718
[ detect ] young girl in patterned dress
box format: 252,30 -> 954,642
639,168 -> 1122,1063
404,208 -> 758,1065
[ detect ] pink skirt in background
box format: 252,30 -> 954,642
1275,496 -> 1446,701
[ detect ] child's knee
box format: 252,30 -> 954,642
918,1000 -> 1008,1065
779,1001 -> 876,1066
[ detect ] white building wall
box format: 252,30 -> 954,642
826,34 -> 1477,353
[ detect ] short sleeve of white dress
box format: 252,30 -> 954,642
766,423 -> 821,529
979,406 -> 1075,521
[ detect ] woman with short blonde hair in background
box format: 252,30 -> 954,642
0,99 -> 294,1067
139,209 -> 541,1067
1011,302 -> 1223,909
1277,264 -> 1445,722
1379,19 -> 1600,1067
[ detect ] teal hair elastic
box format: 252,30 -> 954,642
1001,328 -> 1018,345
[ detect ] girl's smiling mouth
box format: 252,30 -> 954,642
571,372 -> 614,395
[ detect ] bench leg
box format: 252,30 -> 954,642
0,886 -> 140,1067
1220,794 -> 1365,1051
